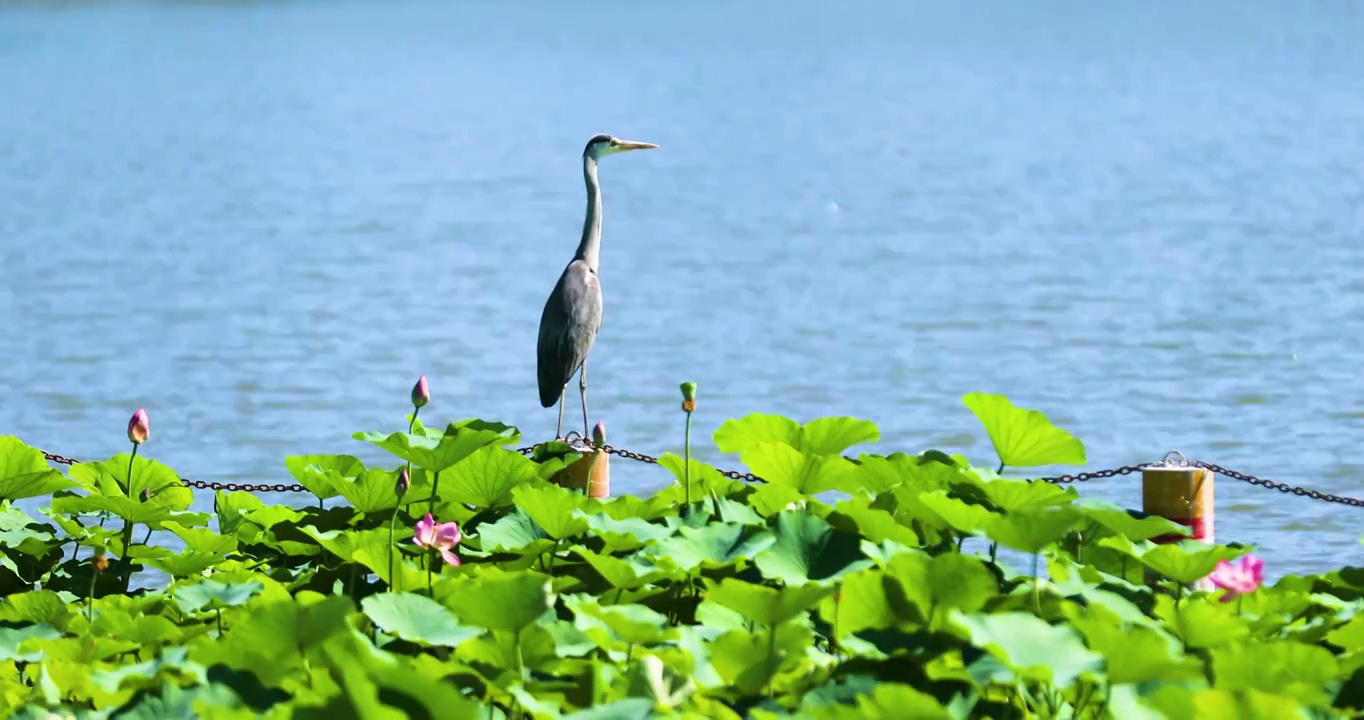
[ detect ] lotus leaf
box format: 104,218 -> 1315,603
705,578 -> 832,627
438,444 -> 540,508
951,610 -> 1102,687
443,571 -> 555,633
961,393 -> 1086,468
740,442 -> 861,495
643,522 -> 776,572
754,510 -> 871,585
360,592 -> 480,648
513,482 -> 590,540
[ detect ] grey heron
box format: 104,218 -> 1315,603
537,133 -> 658,440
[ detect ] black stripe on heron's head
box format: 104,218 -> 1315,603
583,134 -> 615,154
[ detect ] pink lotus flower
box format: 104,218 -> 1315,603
411,375 -> 430,409
412,512 -> 461,566
127,408 -> 150,445
1208,554 -> 1264,602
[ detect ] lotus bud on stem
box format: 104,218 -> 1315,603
679,382 -> 697,514
121,408 -> 149,592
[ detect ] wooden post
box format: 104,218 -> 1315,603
1142,451 -> 1214,589
551,443 -> 610,499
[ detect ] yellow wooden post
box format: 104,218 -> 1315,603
1142,451 -> 1214,589
551,442 -> 610,499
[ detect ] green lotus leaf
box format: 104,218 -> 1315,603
908,490 -> 997,536
173,579 -> 265,614
587,494 -> 674,522
0,623 -> 61,662
748,482 -> 811,517
1101,536 -> 1245,585
90,645 -> 204,695
160,520 -> 237,555
301,526 -> 428,590
826,495 -> 920,547
803,682 -> 951,720
352,421 -> 510,473
713,414 -> 879,456
753,510 -> 871,585
314,623 -> 482,720
567,596 -> 673,647
1080,499 -> 1190,542
574,548 -> 671,590
283,454 -> 364,500
986,505 -> 1081,554
329,468 -> 410,514
442,570 -> 555,633
980,477 -> 1078,512
360,592 -> 481,648
67,453 -> 194,510
0,589 -> 70,626
642,522 -> 775,572
713,414 -> 802,454
0,437 -> 78,502
1191,688 -> 1309,720
438,444 -> 540,508
799,416 -> 880,456
137,546 -> 228,577
818,567 -> 895,638
961,393 -> 1086,468
740,442 -> 860,495
655,453 -> 746,506
584,512 -> 675,552
707,624 -> 812,695
50,495 -> 204,530
950,610 -> 1102,687
1209,639 -> 1339,706
1157,595 -> 1250,649
1071,605 -> 1200,684
561,698 -> 658,720
477,508 -> 553,555
885,551 -> 998,627
512,481 -> 590,540
705,577 -> 833,627
90,610 -> 182,646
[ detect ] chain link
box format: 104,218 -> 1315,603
37,444 -> 1364,507
1038,465 -> 1147,485
1192,460 -> 1364,508
39,450 -> 308,494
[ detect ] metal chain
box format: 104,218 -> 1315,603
1038,465 -> 1147,485
37,444 -> 1364,507
40,450 -> 308,494
1192,460 -> 1364,508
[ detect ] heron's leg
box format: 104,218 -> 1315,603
579,361 -> 590,439
555,385 -> 567,440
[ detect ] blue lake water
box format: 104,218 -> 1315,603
2,0 -> 1364,577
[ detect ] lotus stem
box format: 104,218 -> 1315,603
429,471 -> 441,512
86,570 -> 97,623
119,443 -> 139,592
1032,552 -> 1041,614
388,511 -> 399,593
683,410 -> 693,514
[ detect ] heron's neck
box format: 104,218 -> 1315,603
574,155 -> 603,271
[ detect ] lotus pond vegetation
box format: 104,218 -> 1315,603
1,388 -> 1362,719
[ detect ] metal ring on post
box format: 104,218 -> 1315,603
1162,450 -> 1189,467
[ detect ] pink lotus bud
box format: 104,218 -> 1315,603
127,408 -> 150,445
395,467 -> 410,497
411,375 -> 430,409
592,421 -> 606,448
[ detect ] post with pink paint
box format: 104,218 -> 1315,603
1141,450 -> 1216,589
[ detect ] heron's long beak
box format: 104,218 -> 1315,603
615,139 -> 658,152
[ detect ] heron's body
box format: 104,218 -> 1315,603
536,133 -> 656,439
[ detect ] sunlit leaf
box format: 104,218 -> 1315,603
361,592 -> 481,648
986,506 -> 1081,554
705,578 -> 833,627
643,522 -> 776,572
283,454 -> 362,501
173,580 -> 264,614
951,610 -> 1102,686
754,511 -> 871,585
442,571 -> 555,633
512,482 -> 590,540
740,443 -> 860,495
67,453 -> 194,510
961,393 -> 1085,468
439,445 -> 539,508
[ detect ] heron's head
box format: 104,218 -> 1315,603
583,134 -> 658,160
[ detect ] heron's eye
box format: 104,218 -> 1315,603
609,139 -> 619,146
